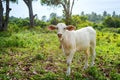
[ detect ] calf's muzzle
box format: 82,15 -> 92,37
57,34 -> 62,38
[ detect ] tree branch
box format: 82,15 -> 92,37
68,0 -> 70,14
33,14 -> 37,19
61,2 -> 67,14
23,0 -> 29,6
64,0 -> 67,4
70,0 -> 75,15
9,8 -> 11,12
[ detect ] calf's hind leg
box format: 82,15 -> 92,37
84,48 -> 90,69
90,46 -> 96,66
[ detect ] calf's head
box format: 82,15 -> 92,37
48,23 -> 75,40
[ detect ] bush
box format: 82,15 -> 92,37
4,36 -> 24,47
117,28 -> 120,33
8,24 -> 20,32
34,19 -> 49,28
71,15 -> 92,29
86,67 -> 106,80
73,72 -> 83,79
93,23 -> 104,30
77,21 -> 93,28
0,31 -> 40,48
34,53 -> 45,60
116,41 -> 120,47
110,71 -> 120,80
41,72 -> 58,80
9,17 -> 29,27
103,16 -> 120,28
9,17 -> 49,29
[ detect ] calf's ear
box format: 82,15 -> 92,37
48,25 -> 57,30
66,25 -> 75,31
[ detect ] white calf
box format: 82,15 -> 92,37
48,23 -> 96,75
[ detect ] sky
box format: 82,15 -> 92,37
3,0 -> 120,19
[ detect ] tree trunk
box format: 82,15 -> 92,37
23,0 -> 34,28
0,0 -> 3,31
3,0 -> 11,30
62,0 -> 75,25
28,0 -> 34,28
65,12 -> 71,25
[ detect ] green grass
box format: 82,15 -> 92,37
0,27 -> 120,80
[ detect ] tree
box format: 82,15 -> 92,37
112,11 -> 116,17
0,0 -> 3,31
23,0 -> 37,28
0,0 -> 17,31
103,11 -> 107,17
49,13 -> 57,19
49,13 -> 61,25
81,11 -> 84,16
41,0 -> 75,25
41,15 -> 47,21
3,0 -> 11,30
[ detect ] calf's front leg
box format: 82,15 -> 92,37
66,51 -> 75,76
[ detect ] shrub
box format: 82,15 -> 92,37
86,67 -> 106,80
116,41 -> 120,47
73,72 -> 83,80
103,16 -> 120,28
8,24 -> 20,32
34,19 -> 49,28
110,71 -> 120,80
93,23 -> 104,30
41,72 -> 58,80
34,53 -> 45,60
117,28 -> 120,33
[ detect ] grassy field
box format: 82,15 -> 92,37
0,27 -> 120,80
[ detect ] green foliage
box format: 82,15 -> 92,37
9,17 -> 29,27
34,18 -> 49,28
0,25 -> 120,79
110,71 -> 120,80
103,16 -> 120,28
71,15 -> 82,27
49,17 -> 62,25
117,28 -> 120,33
77,21 -> 93,28
116,41 -> 120,47
73,72 -> 83,80
41,72 -> 58,80
41,0 -> 61,6
93,23 -> 104,30
71,15 -> 93,29
86,67 -> 106,80
101,28 -> 120,33
9,16 -> 49,28
34,53 -> 45,60
8,24 -> 20,32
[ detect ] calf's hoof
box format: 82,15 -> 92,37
66,67 -> 70,76
83,64 -> 89,70
91,62 -> 95,67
